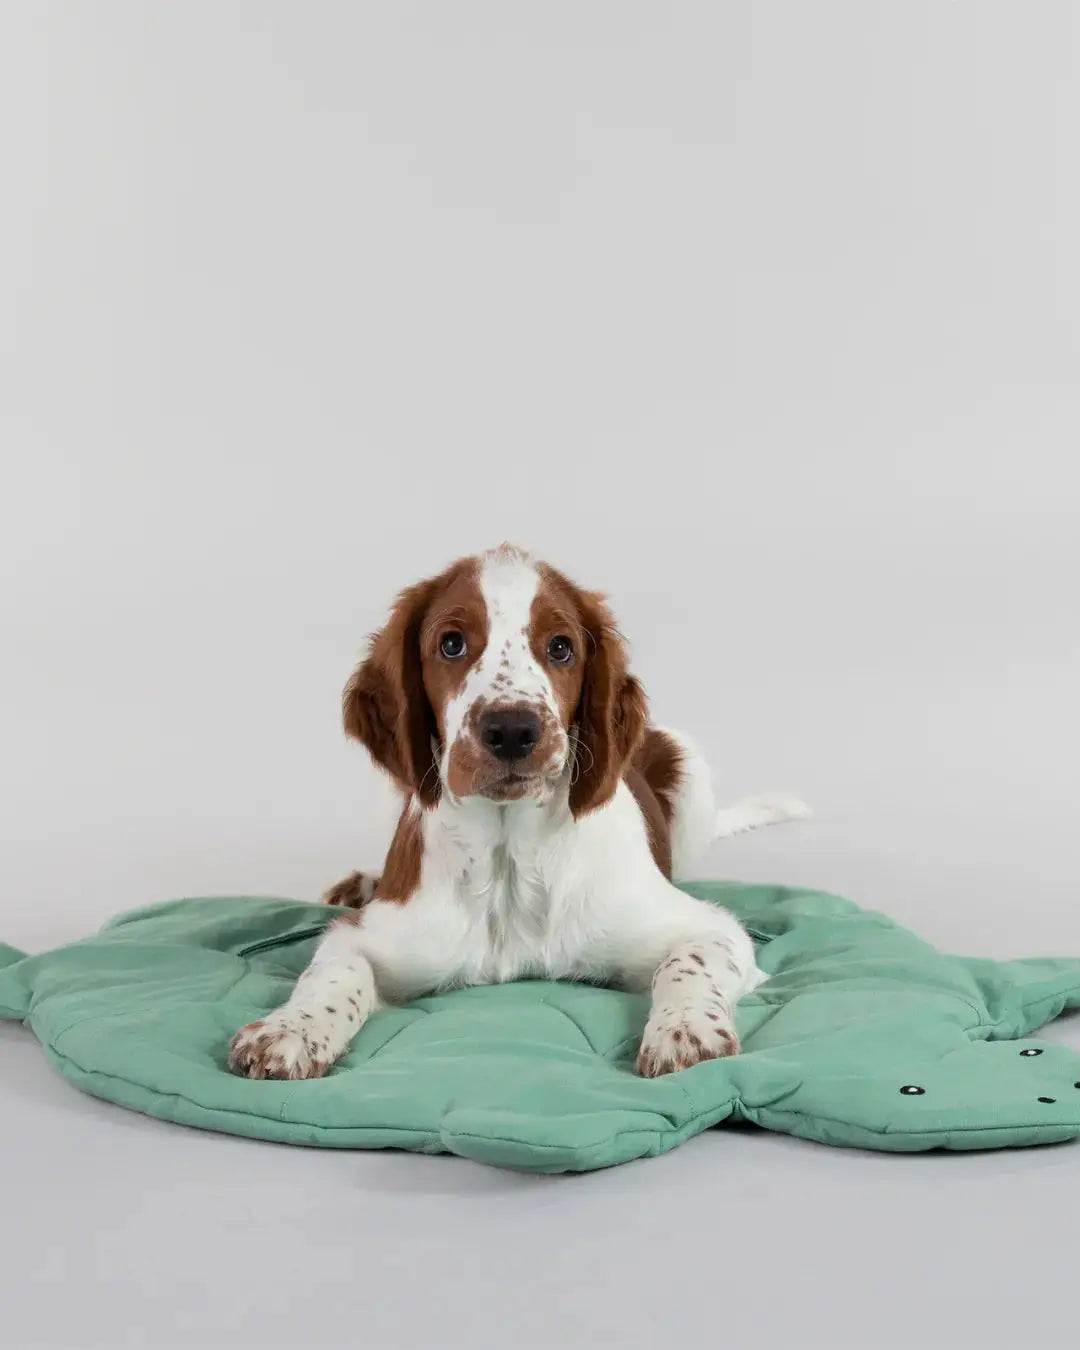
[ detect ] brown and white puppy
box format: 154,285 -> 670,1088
231,545 -> 808,1081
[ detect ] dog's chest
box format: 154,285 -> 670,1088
449,815 -> 579,983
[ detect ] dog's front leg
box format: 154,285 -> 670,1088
229,919 -> 379,1080
635,919 -> 762,1078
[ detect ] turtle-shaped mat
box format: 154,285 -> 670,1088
4,882 -> 1080,1172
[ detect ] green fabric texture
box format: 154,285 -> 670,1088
4,883 -> 1080,1172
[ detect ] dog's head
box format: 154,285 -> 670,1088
343,545 -> 647,813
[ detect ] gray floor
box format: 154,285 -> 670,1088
5,813 -> 1080,1350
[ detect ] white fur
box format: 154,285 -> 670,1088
234,777 -> 767,1078
639,937 -> 746,1075
231,548 -> 809,1080
713,792 -> 813,839
359,780 -> 762,1000
233,766 -> 807,1079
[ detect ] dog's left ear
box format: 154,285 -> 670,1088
343,578 -> 441,807
568,592 -> 648,818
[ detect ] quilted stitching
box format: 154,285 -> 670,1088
4,884 -> 1080,1172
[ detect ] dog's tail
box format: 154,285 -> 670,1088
713,792 -> 812,841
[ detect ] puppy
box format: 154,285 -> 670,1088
230,545 -> 808,1080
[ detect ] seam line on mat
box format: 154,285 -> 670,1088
43,1044 -> 688,1154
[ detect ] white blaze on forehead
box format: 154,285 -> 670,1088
441,548 -> 559,757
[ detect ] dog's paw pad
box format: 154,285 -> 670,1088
229,1014 -> 331,1081
636,1012 -> 739,1078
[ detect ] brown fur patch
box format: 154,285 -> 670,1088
322,871 -> 380,909
622,730 -> 684,875
342,556 -> 485,805
373,800 -> 425,903
528,568 -> 588,729
625,766 -> 673,876
622,727 -> 685,876
534,564 -> 648,818
417,565 -> 490,741
632,728 -> 684,827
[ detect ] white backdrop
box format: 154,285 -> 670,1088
2,5 -> 1077,958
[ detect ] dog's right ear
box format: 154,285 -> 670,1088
343,579 -> 441,806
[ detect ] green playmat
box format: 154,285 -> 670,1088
4,882 -> 1080,1172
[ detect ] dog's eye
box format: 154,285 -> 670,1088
547,635 -> 574,665
439,631 -> 467,660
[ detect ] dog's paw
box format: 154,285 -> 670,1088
229,1011 -> 333,1081
322,871 -> 380,908
636,1007 -> 740,1078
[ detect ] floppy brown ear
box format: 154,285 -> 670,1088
568,592 -> 648,818
343,579 -> 441,806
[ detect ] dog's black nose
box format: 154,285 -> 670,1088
480,709 -> 541,762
